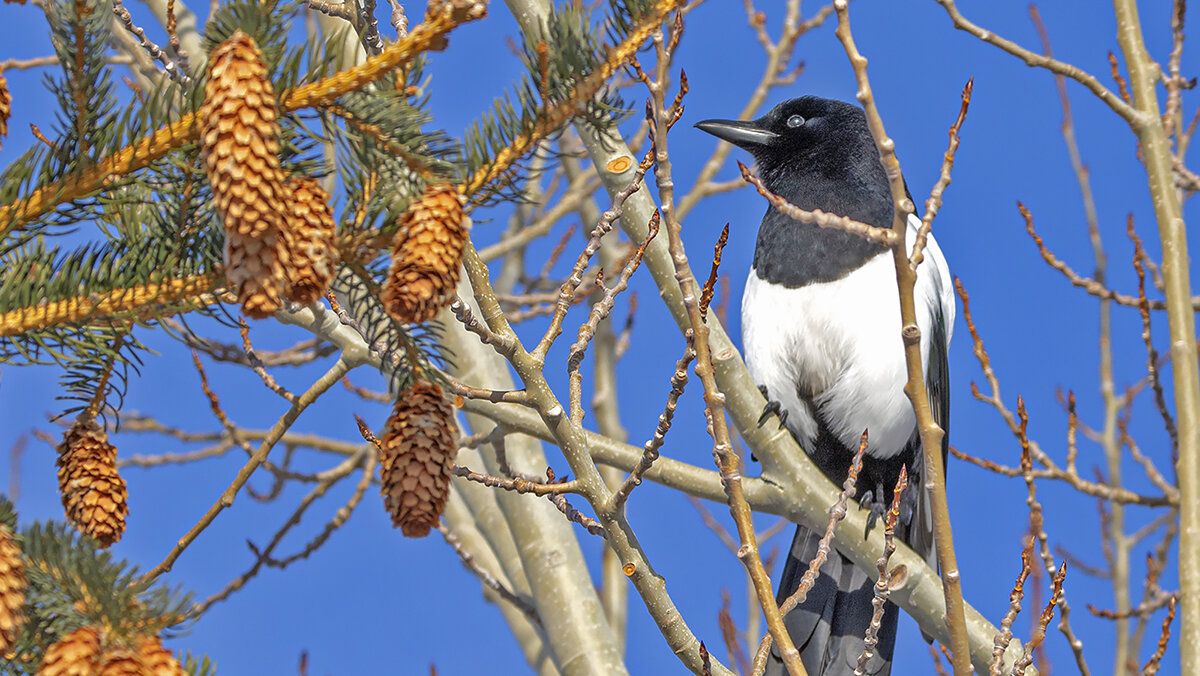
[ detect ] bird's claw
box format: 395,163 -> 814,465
757,400 -> 789,430
862,488 -> 889,538
756,386 -> 789,430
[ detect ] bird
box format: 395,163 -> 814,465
695,96 -> 954,676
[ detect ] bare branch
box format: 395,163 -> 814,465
141,357 -> 353,583
933,0 -> 1138,124
991,539 -> 1034,676
856,465 -> 907,674
738,161 -> 896,247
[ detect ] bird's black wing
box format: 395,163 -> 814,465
768,529 -> 898,675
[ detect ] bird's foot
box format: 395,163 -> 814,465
756,386 -> 789,431
861,488 -> 889,538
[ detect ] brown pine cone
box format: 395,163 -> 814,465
381,184 -> 468,324
200,31 -> 289,319
135,636 -> 184,676
56,421 -> 128,548
0,522 -> 26,652
379,379 -> 457,537
281,177 -> 338,305
37,626 -> 101,676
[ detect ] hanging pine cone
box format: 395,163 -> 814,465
135,636 -> 184,676
97,649 -> 145,676
281,176 -> 338,305
56,421 -> 128,548
200,31 -> 288,319
379,379 -> 457,537
0,522 -> 25,653
381,184 -> 468,324
0,70 -> 10,148
38,626 -> 101,676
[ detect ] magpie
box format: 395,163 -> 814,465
696,96 -> 954,676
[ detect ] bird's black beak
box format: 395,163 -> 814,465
694,119 -> 778,148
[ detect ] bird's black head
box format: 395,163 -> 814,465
695,96 -> 878,186
695,96 -> 896,288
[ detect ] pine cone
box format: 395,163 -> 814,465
0,522 -> 26,652
56,421 -> 128,547
379,379 -> 457,537
382,184 -> 468,324
135,636 -> 184,676
281,177 -> 337,305
97,649 -> 145,676
0,70 -> 10,148
200,31 -> 288,319
38,626 -> 101,676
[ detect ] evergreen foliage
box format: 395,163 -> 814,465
0,497 -> 204,674
0,0 -> 682,667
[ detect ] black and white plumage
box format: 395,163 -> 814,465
696,97 -> 954,676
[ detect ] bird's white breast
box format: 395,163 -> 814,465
742,224 -> 950,458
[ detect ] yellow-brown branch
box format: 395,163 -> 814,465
0,1 -> 485,234
457,0 -> 685,198
0,272 -> 224,337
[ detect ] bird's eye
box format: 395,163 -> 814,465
786,114 -> 805,128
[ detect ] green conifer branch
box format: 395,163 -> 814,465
0,0 -> 685,341
0,273 -> 224,338
0,510 -> 201,675
0,0 -> 485,238
458,0 -> 685,199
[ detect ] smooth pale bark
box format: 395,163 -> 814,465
1111,0 -> 1200,671
440,279 -> 629,676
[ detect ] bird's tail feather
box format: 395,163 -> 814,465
764,525 -> 897,676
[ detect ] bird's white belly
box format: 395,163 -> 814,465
742,252 -> 931,458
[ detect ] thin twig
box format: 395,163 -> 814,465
1142,595 -> 1178,675
855,465 -> 907,675
239,319 -> 296,403
453,464 -> 580,496
612,336 -> 696,510
911,78 -> 972,270
1016,397 -> 1088,673
1012,561 -> 1067,676
832,2 -> 970,671
566,212 -> 659,423
437,522 -> 542,626
751,433 -> 866,675
188,449 -> 368,617
1128,217 -> 1180,453
141,357 -> 352,582
738,162 -> 895,247
953,280 -> 1174,507
933,0 -> 1138,124
1019,202 -> 1196,310
699,224 -> 730,320
643,19 -> 805,673
111,0 -> 190,82
533,160 -> 653,363
991,538 -> 1034,676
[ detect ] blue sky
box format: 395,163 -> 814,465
1,0 -> 1195,674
